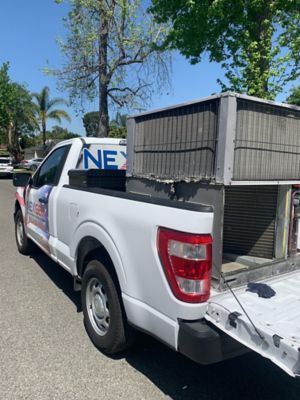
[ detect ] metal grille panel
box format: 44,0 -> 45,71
233,100 -> 300,181
132,99 -> 219,181
223,186 -> 278,258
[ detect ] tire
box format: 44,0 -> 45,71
15,209 -> 34,255
81,259 -> 136,354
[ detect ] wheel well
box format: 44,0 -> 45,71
14,201 -> 21,219
76,237 -> 118,284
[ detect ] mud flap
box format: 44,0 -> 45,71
205,271 -> 300,377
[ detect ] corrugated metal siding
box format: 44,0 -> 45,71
233,100 -> 300,181
132,99 -> 219,181
223,186 -> 278,258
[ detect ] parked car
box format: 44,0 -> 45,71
0,156 -> 13,177
22,158 -> 44,171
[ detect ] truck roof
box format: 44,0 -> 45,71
53,136 -> 126,149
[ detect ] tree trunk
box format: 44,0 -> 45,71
7,121 -> 13,146
98,1 -> 109,137
42,117 -> 47,156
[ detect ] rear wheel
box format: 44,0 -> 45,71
15,209 -> 33,255
81,259 -> 136,354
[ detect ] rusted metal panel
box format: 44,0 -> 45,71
131,99 -> 219,181
127,92 -> 300,184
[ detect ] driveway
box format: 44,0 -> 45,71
1,178 -> 300,399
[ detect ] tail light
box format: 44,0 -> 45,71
157,227 -> 212,303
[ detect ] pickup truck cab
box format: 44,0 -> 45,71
13,136 -> 300,377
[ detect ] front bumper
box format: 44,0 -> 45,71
178,319 -> 249,364
0,169 -> 13,176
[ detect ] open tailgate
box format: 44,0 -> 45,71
205,270 -> 300,377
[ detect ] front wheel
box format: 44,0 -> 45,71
81,259 -> 136,354
15,209 -> 34,255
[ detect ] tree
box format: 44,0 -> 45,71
0,63 -> 12,144
19,134 -> 36,149
0,62 -> 37,147
109,112 -> 127,138
108,126 -> 126,138
32,86 -> 71,147
110,112 -> 127,128
82,111 -> 99,137
53,0 -> 171,137
49,125 -> 79,140
150,0 -> 300,99
287,86 -> 300,106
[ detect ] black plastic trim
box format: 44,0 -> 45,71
62,184 -> 213,213
178,319 -> 248,364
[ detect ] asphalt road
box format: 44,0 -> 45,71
1,178 -> 300,400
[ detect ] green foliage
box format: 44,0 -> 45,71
109,112 -> 127,137
83,111 -> 127,137
0,62 -> 37,147
0,63 -> 11,137
108,126 -> 126,138
286,86 -> 300,106
0,146 -> 10,155
49,125 -> 79,139
32,86 -> 71,146
82,111 -> 99,137
150,0 -> 300,99
110,112 -> 127,128
51,0 -> 171,136
19,134 -> 36,149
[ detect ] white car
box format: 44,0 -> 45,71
0,156 -> 13,177
22,157 -> 44,171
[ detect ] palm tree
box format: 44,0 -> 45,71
32,86 -> 71,147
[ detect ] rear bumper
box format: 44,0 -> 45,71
178,319 -> 249,364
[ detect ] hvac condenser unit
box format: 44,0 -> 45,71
126,93 -> 300,289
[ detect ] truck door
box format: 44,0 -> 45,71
25,145 -> 71,254
205,270 -> 300,376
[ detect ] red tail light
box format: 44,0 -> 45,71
157,227 -> 212,303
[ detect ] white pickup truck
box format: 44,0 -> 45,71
13,136 -> 300,377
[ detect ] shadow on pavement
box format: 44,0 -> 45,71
125,335 -> 300,400
29,247 -> 300,400
30,247 -> 82,312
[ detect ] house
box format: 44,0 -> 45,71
23,139 -> 63,159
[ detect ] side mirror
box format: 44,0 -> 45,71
13,172 -> 32,187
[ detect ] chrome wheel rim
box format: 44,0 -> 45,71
86,277 -> 110,336
16,218 -> 24,247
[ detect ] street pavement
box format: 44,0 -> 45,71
1,178 -> 300,400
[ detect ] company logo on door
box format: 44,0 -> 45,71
27,185 -> 53,242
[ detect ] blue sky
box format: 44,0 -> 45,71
0,1 -> 295,135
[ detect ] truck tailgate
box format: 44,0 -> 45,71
206,270 -> 300,376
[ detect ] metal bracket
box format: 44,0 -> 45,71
228,311 -> 242,328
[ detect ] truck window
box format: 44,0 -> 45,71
33,145 -> 70,188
